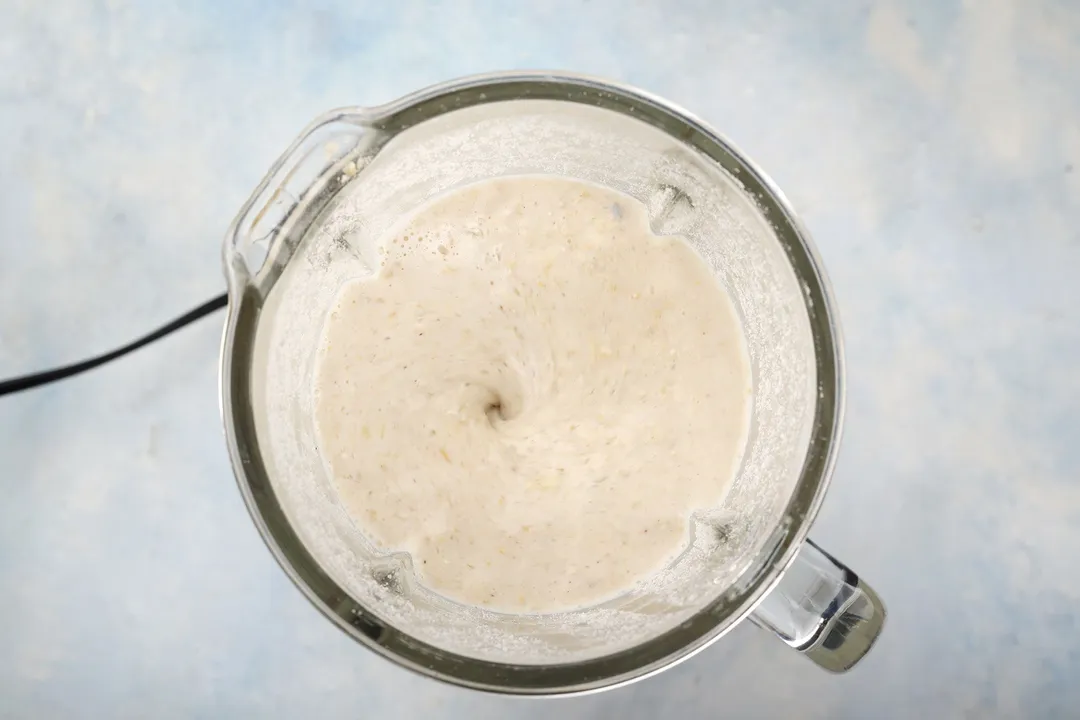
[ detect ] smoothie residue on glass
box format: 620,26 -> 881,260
314,175 -> 751,613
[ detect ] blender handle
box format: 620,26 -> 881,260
750,539 -> 886,672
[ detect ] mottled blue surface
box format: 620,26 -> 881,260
2,0 -> 1079,717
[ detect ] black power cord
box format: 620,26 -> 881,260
0,293 -> 228,398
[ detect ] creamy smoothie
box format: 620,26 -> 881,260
314,176 -> 751,613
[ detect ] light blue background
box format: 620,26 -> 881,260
2,1 -> 1078,717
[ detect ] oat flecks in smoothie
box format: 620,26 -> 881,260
314,176 -> 751,614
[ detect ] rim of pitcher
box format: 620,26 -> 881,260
218,70 -> 845,696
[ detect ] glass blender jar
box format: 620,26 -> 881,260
219,72 -> 885,694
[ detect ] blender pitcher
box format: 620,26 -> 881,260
219,72 -> 885,694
